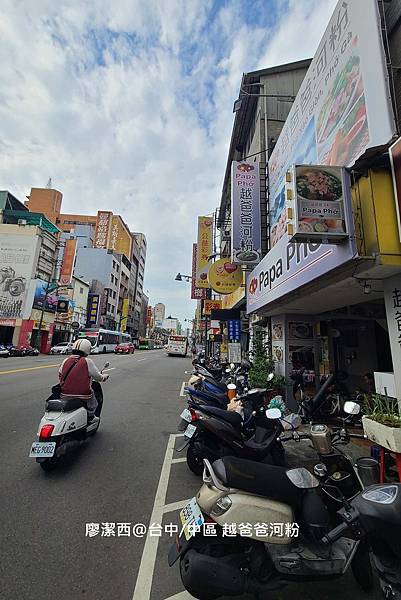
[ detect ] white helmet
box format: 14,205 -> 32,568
72,338 -> 92,356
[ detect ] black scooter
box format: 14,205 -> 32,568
178,389 -> 285,475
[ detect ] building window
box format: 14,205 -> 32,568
80,287 -> 84,294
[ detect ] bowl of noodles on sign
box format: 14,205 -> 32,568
296,167 -> 345,235
296,168 -> 342,202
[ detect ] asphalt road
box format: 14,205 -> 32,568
0,350 -> 190,600
0,351 -> 381,600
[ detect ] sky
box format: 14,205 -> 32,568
0,0 -> 337,326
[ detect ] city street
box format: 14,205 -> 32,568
1,350 -> 381,600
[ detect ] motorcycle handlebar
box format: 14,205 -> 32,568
321,521 -> 350,545
279,432 -> 310,443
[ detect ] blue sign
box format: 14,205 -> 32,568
228,320 -> 241,342
32,279 -> 58,313
86,294 -> 100,327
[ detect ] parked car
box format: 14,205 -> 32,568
114,342 -> 135,355
50,342 -> 73,355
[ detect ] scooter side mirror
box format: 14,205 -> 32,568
103,361 -> 110,369
266,408 -> 282,420
344,401 -> 360,415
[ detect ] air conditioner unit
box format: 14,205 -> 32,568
18,219 -> 27,226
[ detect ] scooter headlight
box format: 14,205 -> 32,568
211,495 -> 232,517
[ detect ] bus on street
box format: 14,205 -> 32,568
166,335 -> 188,357
79,329 -> 131,353
138,338 -> 155,350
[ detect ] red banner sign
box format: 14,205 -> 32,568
60,239 -> 77,285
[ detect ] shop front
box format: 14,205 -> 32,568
27,309 -> 55,353
0,318 -> 21,345
247,169 -> 401,407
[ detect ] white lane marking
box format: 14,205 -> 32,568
137,358 -> 147,362
132,433 -> 181,600
179,381 -> 187,397
162,499 -> 191,514
164,592 -> 196,599
171,457 -> 186,464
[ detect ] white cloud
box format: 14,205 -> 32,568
0,0 -> 337,324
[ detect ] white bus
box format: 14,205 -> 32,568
79,329 -> 131,353
166,335 -> 188,357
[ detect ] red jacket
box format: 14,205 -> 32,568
59,356 -> 92,399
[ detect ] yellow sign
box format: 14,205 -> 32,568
221,272 -> 246,309
110,215 -> 132,259
196,216 -> 213,288
204,299 -> 222,316
208,259 -> 243,295
121,298 -> 129,333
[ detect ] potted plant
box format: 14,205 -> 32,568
362,394 -> 401,453
248,331 -> 274,389
248,332 -> 287,400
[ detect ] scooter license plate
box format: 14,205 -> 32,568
29,442 -> 56,458
180,408 -> 192,423
179,497 -> 204,540
184,424 -> 197,439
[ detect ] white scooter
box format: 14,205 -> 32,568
29,362 -> 110,471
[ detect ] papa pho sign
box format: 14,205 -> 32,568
247,233 -> 356,314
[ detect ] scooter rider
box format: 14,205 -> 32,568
58,338 -> 109,419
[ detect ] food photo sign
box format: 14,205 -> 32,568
268,0 -> 395,249
287,164 -> 350,244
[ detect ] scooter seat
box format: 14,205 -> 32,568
188,389 -> 228,407
212,456 -> 302,510
203,377 -> 227,393
200,405 -> 242,425
46,397 -> 85,412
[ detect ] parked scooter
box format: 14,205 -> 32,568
169,403 -> 401,600
0,345 -> 10,357
21,345 -> 40,357
178,386 -> 285,475
6,344 -> 39,357
29,362 -> 110,471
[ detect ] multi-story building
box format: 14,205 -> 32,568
220,0 -> 401,405
23,188 -> 148,341
214,59 -> 311,359
133,233 -> 147,335
163,317 -> 181,335
154,303 -> 166,328
70,276 -> 89,329
0,202 -> 59,351
127,234 -> 141,339
117,254 -> 131,331
25,187 -> 63,226
74,247 -> 122,330
139,293 -> 149,338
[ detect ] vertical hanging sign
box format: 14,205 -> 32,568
195,217 -> 213,288
191,244 -> 207,299
231,161 -> 261,265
